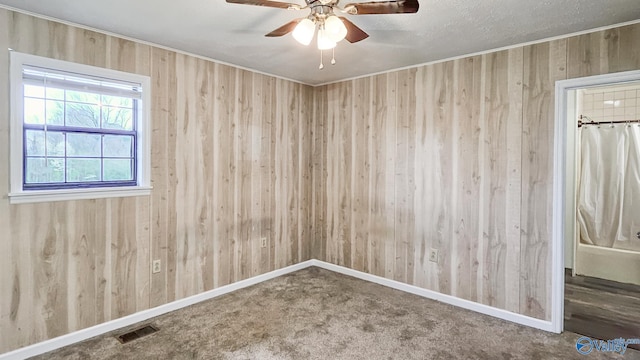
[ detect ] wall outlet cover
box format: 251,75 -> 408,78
429,249 -> 438,263
152,260 -> 161,274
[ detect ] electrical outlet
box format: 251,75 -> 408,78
429,248 -> 439,263
152,259 -> 161,274
261,237 -> 268,248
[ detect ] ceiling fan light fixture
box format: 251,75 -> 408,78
317,28 -> 337,50
324,15 -> 347,43
292,18 -> 316,45
227,0 -> 420,69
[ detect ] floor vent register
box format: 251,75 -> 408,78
116,325 -> 159,344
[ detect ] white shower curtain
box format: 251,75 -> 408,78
577,124 -> 640,251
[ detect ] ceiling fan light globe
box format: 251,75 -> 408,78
324,16 -> 347,43
292,19 -> 315,46
317,28 -> 337,50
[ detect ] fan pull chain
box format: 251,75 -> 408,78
331,48 -> 336,65
319,50 -> 324,70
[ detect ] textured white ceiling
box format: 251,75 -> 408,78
1,0 -> 640,85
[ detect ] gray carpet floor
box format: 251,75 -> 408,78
31,267 -> 640,359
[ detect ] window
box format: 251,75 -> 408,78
9,52 -> 151,204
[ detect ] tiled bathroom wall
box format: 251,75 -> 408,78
579,84 -> 640,123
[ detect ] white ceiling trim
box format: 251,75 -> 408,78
3,4 -> 639,88
314,18 -> 640,87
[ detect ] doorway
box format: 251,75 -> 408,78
571,83 -> 640,284
563,81 -> 640,346
551,71 -> 640,337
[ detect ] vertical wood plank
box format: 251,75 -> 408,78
299,86 -> 313,262
173,53 -> 192,298
394,70 -> 408,283
35,203 -> 70,341
405,69 -> 417,285
433,62 -> 455,295
261,76 -> 276,274
452,57 -> 482,300
198,59 -> 215,291
503,48 -> 524,314
340,81 -> 353,268
149,48 -> 169,307
325,84 -> 337,264
250,74 -> 264,275
150,48 -> 176,306
412,66 -> 428,289
74,29 -> 106,67
135,197 -> 151,312
480,49 -> 525,311
5,204 -> 34,351
469,55 -> 484,303
94,199 -> 110,324
521,39 -> 567,320
230,68 -> 241,283
312,86 -> 328,262
68,200 -> 96,331
237,70 -> 253,280
274,79 -> 287,269
287,82 -> 300,266
384,73 -> 398,280
214,64 -> 236,287
368,75 -> 388,277
109,198 -> 136,317
352,78 -> 370,272
394,69 -> 417,284
165,50 -> 179,303
480,50 -> 506,309
268,77 -> 278,272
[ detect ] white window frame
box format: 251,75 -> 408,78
8,51 -> 152,204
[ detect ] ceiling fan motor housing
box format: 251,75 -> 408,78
310,4 -> 336,22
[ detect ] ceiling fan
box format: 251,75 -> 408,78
226,0 -> 419,68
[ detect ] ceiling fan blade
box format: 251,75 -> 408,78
226,0 -> 301,10
265,19 -> 302,37
339,17 -> 369,43
343,0 -> 419,15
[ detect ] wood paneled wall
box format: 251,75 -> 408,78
0,9 -> 313,353
1,7 -> 639,355
314,22 -> 640,321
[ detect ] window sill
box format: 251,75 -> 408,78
8,186 -> 152,204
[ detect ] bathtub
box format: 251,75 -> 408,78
574,242 -> 640,286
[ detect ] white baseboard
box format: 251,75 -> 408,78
2,259 -> 555,359
0,261 -> 315,360
310,260 -> 556,333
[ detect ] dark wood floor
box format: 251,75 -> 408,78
565,269 -> 640,351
